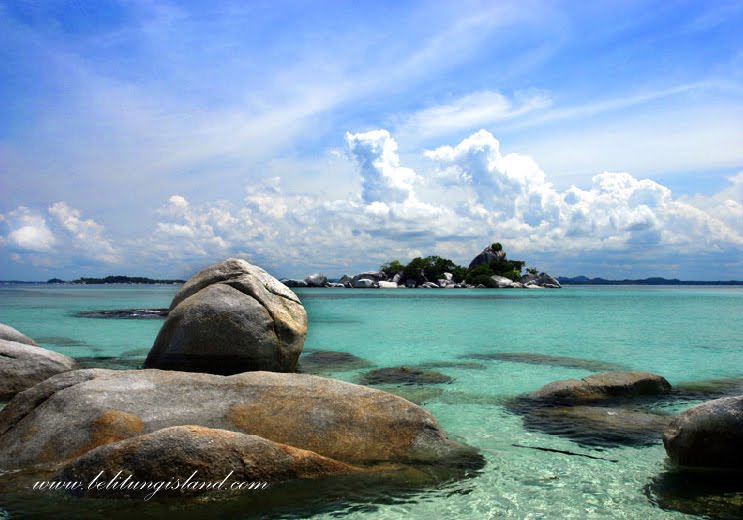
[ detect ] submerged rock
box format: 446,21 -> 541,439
0,338 -> 78,399
522,405 -> 673,446
297,350 -> 372,374
663,395 -> 743,469
418,360 -> 487,371
463,352 -> 626,372
647,469 -> 743,520
58,425 -> 359,498
145,258 -> 307,374
528,371 -> 671,403
359,366 -> 453,386
0,323 -> 36,346
73,309 -> 168,319
0,369 -> 477,471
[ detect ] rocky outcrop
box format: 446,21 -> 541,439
304,273 -> 328,287
351,272 -> 387,286
0,369 -> 477,470
0,323 -> 36,346
144,258 -> 307,374
528,371 -> 672,403
521,272 -> 561,288
490,275 -> 517,288
281,279 -> 308,288
468,244 -> 506,269
514,371 -> 674,447
377,281 -> 399,288
663,395 -> 743,469
352,278 -> 376,288
58,425 -> 359,497
0,338 -> 78,399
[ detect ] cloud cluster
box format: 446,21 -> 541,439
2,129 -> 742,279
1,203 -> 118,269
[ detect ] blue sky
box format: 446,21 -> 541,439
1,0 -> 742,280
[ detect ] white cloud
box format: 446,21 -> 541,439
400,90 -> 551,140
48,202 -> 119,263
1,202 -> 119,266
4,208 -> 56,252
345,130 -> 419,204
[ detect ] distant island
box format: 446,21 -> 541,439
558,276 -> 743,286
46,276 -> 185,285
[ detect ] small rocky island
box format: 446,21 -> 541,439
282,242 -> 561,289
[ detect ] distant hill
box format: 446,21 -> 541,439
46,276 -> 185,285
558,276 -> 743,286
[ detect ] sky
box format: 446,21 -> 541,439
1,0 -> 742,281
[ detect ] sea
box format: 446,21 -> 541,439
1,284 -> 742,519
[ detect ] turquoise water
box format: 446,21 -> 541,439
1,285 -> 742,518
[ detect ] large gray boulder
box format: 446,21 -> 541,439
0,323 -> 36,346
304,273 -> 328,287
352,278 -> 376,288
0,338 -> 78,399
663,395 -> 743,469
468,244 -> 506,269
0,369 -> 477,470
528,371 -> 672,403
145,259 -> 307,374
521,272 -> 561,288
351,271 -> 387,285
490,275 -> 516,288
58,425 -> 359,497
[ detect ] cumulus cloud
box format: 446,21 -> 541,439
345,129 -> 419,204
48,202 -> 119,263
4,207 -> 56,252
1,203 -> 118,266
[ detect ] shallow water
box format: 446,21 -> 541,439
1,284 -> 742,518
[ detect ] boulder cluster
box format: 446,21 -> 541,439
0,258 -> 481,505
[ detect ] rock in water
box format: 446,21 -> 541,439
304,273 -> 328,287
281,279 -> 308,288
0,338 -> 78,399
145,258 -> 307,374
490,275 -> 516,288
0,369 -> 478,470
663,395 -> 743,469
0,323 -> 37,346
528,371 -> 672,403
58,425 -> 359,497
